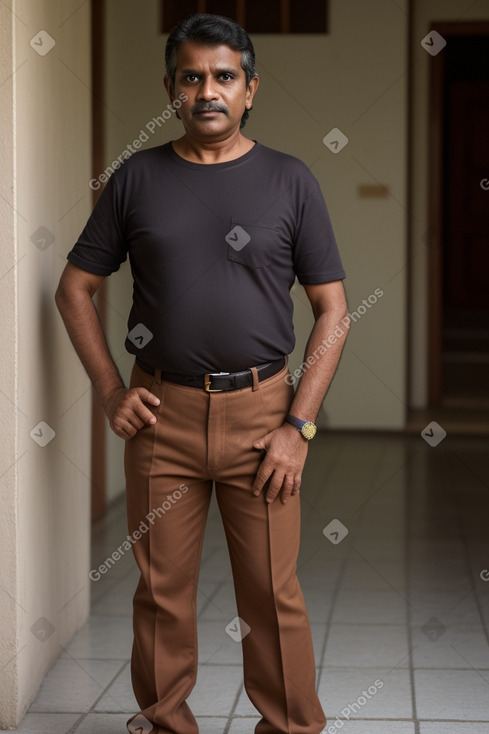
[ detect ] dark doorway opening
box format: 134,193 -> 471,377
427,23 -> 489,414
442,35 -> 489,409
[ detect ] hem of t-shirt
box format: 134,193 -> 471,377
67,252 -> 119,277
164,140 -> 262,170
297,270 -> 346,285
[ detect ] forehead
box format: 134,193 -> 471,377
175,41 -> 244,72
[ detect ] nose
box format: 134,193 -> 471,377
197,75 -> 218,101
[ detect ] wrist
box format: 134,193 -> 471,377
96,380 -> 126,410
278,422 -> 308,449
281,420 -> 302,436
284,413 -> 317,440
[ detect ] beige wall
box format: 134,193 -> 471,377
0,0 -> 92,725
409,0 -> 489,407
0,0 -> 18,724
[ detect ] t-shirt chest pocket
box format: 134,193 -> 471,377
225,219 -> 280,270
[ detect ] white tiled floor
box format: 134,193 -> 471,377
20,433 -> 489,732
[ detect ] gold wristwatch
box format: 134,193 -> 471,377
285,414 -> 317,440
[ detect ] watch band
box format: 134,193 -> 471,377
285,414 -> 317,440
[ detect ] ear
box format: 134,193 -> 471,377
164,75 -> 175,104
245,75 -> 260,110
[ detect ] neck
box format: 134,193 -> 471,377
171,131 -> 255,164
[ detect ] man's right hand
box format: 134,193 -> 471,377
103,386 -> 161,440
55,263 -> 161,440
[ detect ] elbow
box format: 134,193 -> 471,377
54,282 -> 65,311
54,279 -> 72,315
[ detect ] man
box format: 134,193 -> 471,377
56,13 -> 348,734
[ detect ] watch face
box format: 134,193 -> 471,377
301,421 -> 317,440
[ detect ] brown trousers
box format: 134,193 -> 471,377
124,360 -> 326,734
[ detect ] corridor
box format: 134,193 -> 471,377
19,432 -> 489,733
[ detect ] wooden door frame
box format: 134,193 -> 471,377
90,0 -> 107,521
427,20 -> 489,406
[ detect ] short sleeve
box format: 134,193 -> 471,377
67,172 -> 128,276
293,176 -> 346,285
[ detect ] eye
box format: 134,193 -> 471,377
219,73 -> 234,81
184,74 -> 200,83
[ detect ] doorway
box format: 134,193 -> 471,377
428,23 -> 489,411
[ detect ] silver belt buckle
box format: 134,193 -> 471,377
204,371 -> 230,393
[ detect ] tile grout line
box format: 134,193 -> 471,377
223,681 -> 245,734
197,573 -> 232,620
68,659 -> 130,732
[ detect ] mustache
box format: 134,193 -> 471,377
192,101 -> 229,115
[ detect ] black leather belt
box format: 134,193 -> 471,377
136,357 -> 286,392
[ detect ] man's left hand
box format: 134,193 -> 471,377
252,423 -> 309,504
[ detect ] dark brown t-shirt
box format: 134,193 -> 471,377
68,141 -> 346,375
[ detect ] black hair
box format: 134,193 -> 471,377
165,13 -> 257,128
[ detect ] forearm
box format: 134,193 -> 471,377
289,306 -> 349,422
55,287 -> 125,406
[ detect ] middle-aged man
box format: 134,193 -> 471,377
56,13 -> 348,734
